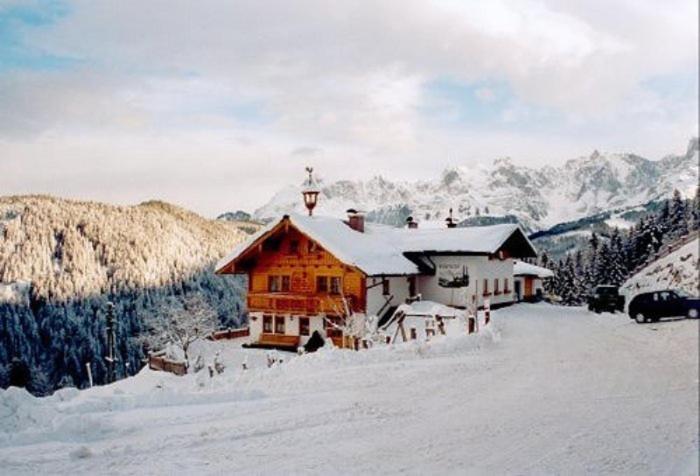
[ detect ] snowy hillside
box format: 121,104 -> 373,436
256,138 -> 699,231
1,304 -> 697,475
0,196 -> 255,395
622,235 -> 699,299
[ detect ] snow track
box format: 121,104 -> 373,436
1,304 -> 697,475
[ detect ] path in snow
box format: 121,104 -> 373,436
1,304 -> 698,475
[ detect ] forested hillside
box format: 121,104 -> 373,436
544,189 -> 700,304
0,196 -> 254,395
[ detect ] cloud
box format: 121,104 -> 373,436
0,0 -> 697,214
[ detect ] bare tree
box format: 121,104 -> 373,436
148,295 -> 219,366
325,294 -> 377,348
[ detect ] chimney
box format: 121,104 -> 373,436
346,208 -> 365,233
405,216 -> 419,229
445,208 -> 457,228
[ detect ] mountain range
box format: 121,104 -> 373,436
254,138 -> 699,232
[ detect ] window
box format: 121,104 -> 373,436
483,279 -> 490,296
382,279 -> 390,296
268,275 -> 289,292
316,276 -> 328,293
409,276 -> 417,296
268,275 -> 281,292
263,315 -> 273,333
274,315 -> 285,334
494,278 -> 500,295
504,279 -> 510,293
330,277 -> 341,295
299,317 -> 310,336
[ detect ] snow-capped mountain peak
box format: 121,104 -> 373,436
254,139 -> 699,231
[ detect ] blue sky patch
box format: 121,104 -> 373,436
0,1 -> 76,72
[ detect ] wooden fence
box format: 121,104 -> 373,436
208,327 -> 250,341
148,352 -> 187,376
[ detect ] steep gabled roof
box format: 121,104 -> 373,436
216,214 -> 538,277
215,214 -> 420,276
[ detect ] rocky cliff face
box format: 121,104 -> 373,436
255,139 -> 699,231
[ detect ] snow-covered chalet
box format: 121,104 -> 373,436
216,169 -> 538,348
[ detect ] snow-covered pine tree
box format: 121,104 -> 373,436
606,229 -> 628,286
691,187 -> 700,231
668,189 -> 689,240
559,256 -> 581,306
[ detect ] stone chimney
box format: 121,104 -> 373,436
405,216 -> 419,229
346,208 -> 365,233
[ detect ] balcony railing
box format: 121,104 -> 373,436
247,292 -> 359,314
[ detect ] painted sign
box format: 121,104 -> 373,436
437,263 -> 470,288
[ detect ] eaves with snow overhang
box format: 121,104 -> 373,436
215,214 -> 421,277
513,260 -> 554,278
216,215 -> 538,278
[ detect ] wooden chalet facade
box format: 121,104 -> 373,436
216,217 -> 371,347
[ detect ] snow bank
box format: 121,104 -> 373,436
621,237 -> 699,300
0,317 -> 500,450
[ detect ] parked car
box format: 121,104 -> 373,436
628,289 -> 700,323
587,285 -> 625,313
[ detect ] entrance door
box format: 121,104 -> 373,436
514,280 -> 522,301
524,277 -> 533,297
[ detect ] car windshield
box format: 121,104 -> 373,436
673,289 -> 690,298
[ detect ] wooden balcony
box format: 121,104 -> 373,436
247,292 -> 360,315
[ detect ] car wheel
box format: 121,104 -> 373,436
634,312 -> 647,324
688,308 -> 699,319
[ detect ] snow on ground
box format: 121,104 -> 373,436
1,304 -> 698,475
622,237 -> 699,301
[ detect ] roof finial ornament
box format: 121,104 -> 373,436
302,166 -> 320,217
446,207 -> 457,228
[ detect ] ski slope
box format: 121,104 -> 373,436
1,304 -> 698,475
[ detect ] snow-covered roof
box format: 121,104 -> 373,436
377,223 -> 533,255
394,300 -> 463,318
513,260 -> 554,278
216,214 -> 420,276
216,214 -> 537,277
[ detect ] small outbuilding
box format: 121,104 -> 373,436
513,260 -> 554,302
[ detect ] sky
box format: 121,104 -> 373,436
0,0 -> 698,217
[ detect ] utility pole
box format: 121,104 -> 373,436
105,302 -> 116,384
